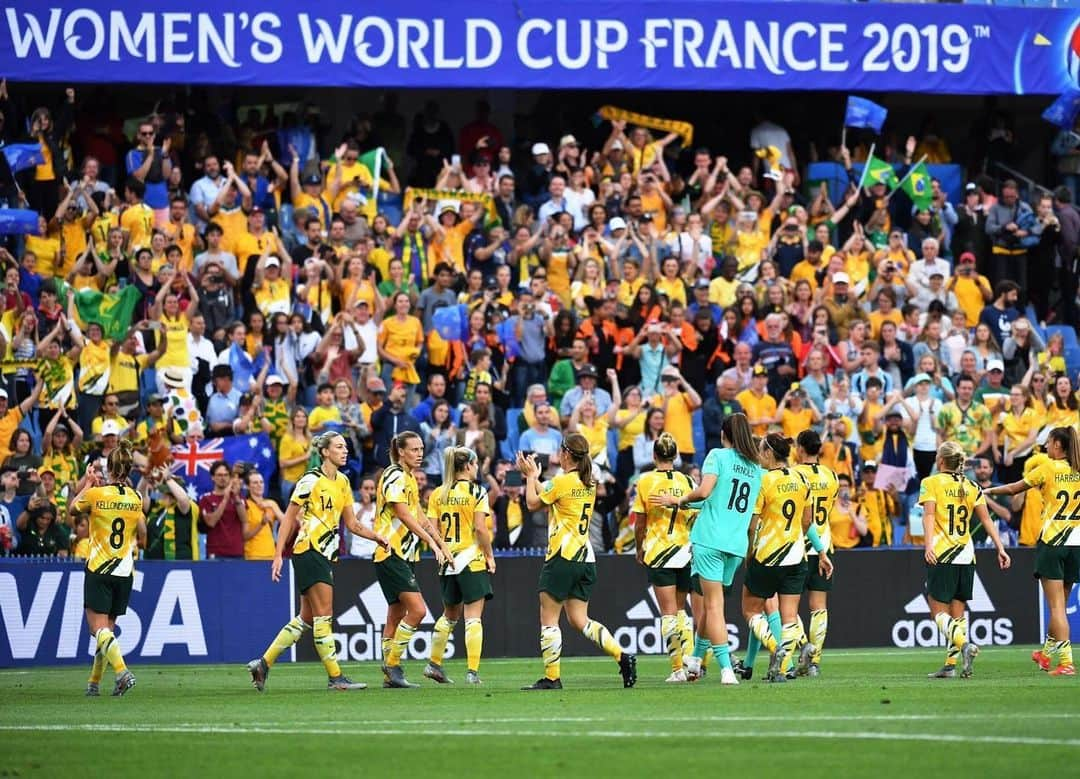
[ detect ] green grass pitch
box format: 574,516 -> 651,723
2,648 -> 1077,777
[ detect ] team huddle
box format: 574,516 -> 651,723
72,417 -> 1080,696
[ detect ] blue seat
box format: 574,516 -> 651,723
502,408 -> 522,461
1047,324 -> 1079,349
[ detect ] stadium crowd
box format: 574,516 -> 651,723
0,83 -> 1078,562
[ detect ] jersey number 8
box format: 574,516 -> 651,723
109,518 -> 125,550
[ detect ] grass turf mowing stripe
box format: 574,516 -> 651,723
2,724 -> 1079,748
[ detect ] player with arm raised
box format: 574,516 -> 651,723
247,432 -> 389,692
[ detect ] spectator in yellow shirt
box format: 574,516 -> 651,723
735,364 -> 777,436
243,470 -> 283,561
658,365 -> 702,461
774,385 -> 822,440
947,251 -> 993,327
308,383 -> 343,433
119,178 -> 155,253
830,474 -> 868,549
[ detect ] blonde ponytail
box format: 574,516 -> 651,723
439,446 -> 476,504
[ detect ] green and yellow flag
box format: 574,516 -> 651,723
860,153 -> 899,190
70,284 -> 142,341
900,161 -> 933,210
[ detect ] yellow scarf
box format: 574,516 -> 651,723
597,106 -> 694,146
403,188 -> 500,227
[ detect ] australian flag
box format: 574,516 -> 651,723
844,96 -> 888,133
170,433 -> 277,499
1,143 -> 44,174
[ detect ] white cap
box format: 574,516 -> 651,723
101,420 -> 121,437
986,359 -> 1005,373
265,374 -> 285,386
0,388 -> 7,400
832,272 -> 850,285
531,142 -> 551,156
559,134 -> 578,148
609,217 -> 627,231
610,140 -> 624,151
265,256 -> 281,268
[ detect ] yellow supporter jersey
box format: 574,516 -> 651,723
1020,453 -> 1048,547
157,312 -> 189,369
244,499 -> 277,560
631,469 -> 694,568
919,472 -> 985,565
72,484 -> 144,577
120,203 -> 155,251
736,389 -> 777,437
540,471 -> 597,563
427,479 -> 490,575
795,462 -> 840,553
752,467 -> 811,566
374,464 -> 423,563
1025,456 -> 1080,547
829,503 -> 861,549
290,468 -> 352,561
998,407 -> 1040,450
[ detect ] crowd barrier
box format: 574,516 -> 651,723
0,549 -> 1065,667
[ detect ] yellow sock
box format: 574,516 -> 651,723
582,619 -> 622,662
781,622 -> 798,671
703,647 -> 713,669
540,625 -> 562,680
661,614 -> 681,672
748,614 -> 778,653
796,615 -> 807,645
935,612 -> 965,651
387,622 -> 416,667
809,609 -> 828,664
1056,640 -> 1074,667
263,616 -> 309,666
429,616 -> 456,666
677,610 -> 693,659
381,635 -> 392,662
465,618 -> 483,673
88,650 -> 106,685
95,628 -> 126,674
312,616 -> 341,678
1042,634 -> 1055,655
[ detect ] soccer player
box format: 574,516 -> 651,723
985,426 -> 1080,676
742,434 -> 833,683
518,433 -> 637,690
375,431 -> 454,688
651,414 -> 763,685
248,432 -> 389,691
71,440 -> 147,697
425,446 -> 496,685
793,430 -> 840,677
921,440 -> 1011,678
632,433 -> 697,682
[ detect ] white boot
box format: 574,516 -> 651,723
720,667 -> 739,686
683,655 -> 702,680
665,668 -> 688,683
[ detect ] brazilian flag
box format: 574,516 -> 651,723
901,161 -> 933,211
861,153 -> 899,190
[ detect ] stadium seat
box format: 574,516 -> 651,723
1047,324 -> 1079,349
503,409 -> 522,461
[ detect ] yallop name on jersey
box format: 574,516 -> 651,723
892,572 -> 1013,648
0,568 -> 207,662
616,588 -> 740,655
332,582 -> 453,662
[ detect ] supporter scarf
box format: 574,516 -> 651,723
403,188 -> 500,227
595,106 -> 694,146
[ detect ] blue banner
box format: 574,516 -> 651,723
1,143 -> 44,174
0,560 -> 290,666
844,96 -> 887,132
1,1 -> 1078,95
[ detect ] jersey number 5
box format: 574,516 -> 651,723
578,503 -> 592,534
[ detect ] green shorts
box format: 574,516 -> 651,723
804,553 -> 834,593
538,557 -> 596,603
83,570 -> 133,617
376,556 -> 420,604
441,568 -> 494,605
744,558 -> 808,599
925,563 -> 974,604
1034,541 -> 1080,584
647,565 -> 692,591
292,548 -> 334,593
691,544 -> 743,586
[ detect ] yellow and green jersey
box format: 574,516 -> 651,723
374,464 -> 423,563
919,472 -> 985,564
290,468 -> 351,561
72,484 -> 144,577
795,462 -> 840,554
1025,457 -> 1080,547
752,468 -> 811,567
427,479 -> 490,575
540,471 -> 596,563
631,468 -> 694,569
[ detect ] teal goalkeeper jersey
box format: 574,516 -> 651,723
689,448 -> 764,556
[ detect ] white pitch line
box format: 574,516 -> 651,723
1,723 -> 1076,748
